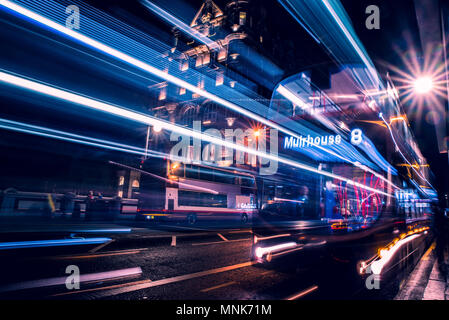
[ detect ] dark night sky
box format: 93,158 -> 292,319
341,0 -> 448,195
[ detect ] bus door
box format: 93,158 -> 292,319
166,188 -> 177,211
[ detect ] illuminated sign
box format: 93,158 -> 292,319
284,134 -> 342,150
284,129 -> 363,150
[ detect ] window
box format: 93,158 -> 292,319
202,53 -> 210,65
195,55 -> 203,67
179,87 -> 186,95
217,49 -> 227,61
159,87 -> 167,101
178,190 -> 227,208
118,176 -> 124,186
202,103 -> 218,123
132,179 -> 140,188
239,12 -> 246,25
180,60 -> 189,71
180,104 -> 197,125
216,72 -> 224,86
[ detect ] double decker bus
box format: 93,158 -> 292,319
249,65 -> 436,292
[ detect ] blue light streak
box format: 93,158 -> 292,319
141,0 -> 217,49
0,0 -> 401,189
0,238 -> 111,250
0,70 -> 393,197
379,113 -> 436,192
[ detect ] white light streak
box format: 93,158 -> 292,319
0,0 -> 400,191
255,242 -> 298,258
370,234 -> 420,275
0,70 -> 393,197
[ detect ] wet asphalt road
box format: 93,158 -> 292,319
0,221 -> 413,300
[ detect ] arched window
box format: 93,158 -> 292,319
180,103 -> 198,126
201,102 -> 218,124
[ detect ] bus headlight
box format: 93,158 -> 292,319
255,247 -> 264,259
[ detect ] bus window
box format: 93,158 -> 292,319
178,190 -> 227,208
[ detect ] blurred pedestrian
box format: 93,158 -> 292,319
296,186 -> 309,219
433,202 -> 447,276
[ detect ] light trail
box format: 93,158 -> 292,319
0,267 -> 142,293
52,261 -> 256,298
321,0 -> 381,88
379,113 -> 435,191
370,234 -> 421,275
285,285 -> 319,300
140,0 -> 218,50
0,237 -> 111,250
278,0 -> 321,44
0,70 -> 393,197
0,0 -> 299,140
276,85 -> 399,189
0,117 -> 150,157
0,0 -> 401,189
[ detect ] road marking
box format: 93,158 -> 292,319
260,270 -> 274,276
89,239 -> 115,253
55,261 -> 256,298
285,285 -> 319,300
217,233 -> 229,241
0,267 -> 142,293
228,229 -> 252,234
200,281 -> 236,293
422,242 -> 436,261
53,279 -> 152,297
192,238 -> 250,246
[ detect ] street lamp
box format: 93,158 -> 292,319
413,76 -> 433,94
153,125 -> 162,133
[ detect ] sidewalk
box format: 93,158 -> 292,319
395,242 -> 448,300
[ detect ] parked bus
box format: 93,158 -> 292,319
136,157 -> 256,225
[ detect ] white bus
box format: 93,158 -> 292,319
137,158 -> 256,225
